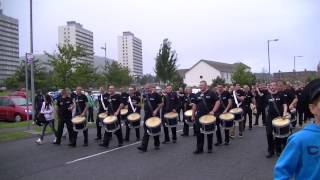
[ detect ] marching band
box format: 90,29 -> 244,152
36,80 -> 312,158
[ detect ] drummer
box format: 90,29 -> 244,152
192,80 -> 220,154
73,86 -> 89,147
137,84 -> 162,152
124,87 -> 141,142
265,81 -> 288,158
181,87 -> 196,136
162,84 -> 179,144
95,86 -> 109,140
230,84 -> 245,138
99,85 -> 124,148
216,84 -> 232,146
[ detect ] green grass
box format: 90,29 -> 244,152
0,131 -> 31,143
0,91 -> 9,96
0,121 -> 30,129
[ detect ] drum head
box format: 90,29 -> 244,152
199,115 -> 216,124
127,113 -> 141,122
103,116 -> 118,124
230,108 -> 243,114
146,117 -> 161,128
290,108 -> 296,113
72,116 -> 85,124
98,113 -> 108,119
184,110 -> 192,117
219,113 -> 234,121
272,117 -> 290,127
120,109 -> 128,115
164,112 -> 178,119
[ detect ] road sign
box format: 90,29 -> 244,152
26,53 -> 33,64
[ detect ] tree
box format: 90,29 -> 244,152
306,73 -> 318,82
231,64 -> 255,86
154,39 -> 178,84
211,76 -> 226,88
71,63 -> 97,88
103,61 -> 131,87
138,74 -> 158,85
171,72 -> 185,90
45,44 -> 87,88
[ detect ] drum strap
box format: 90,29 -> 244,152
270,93 -> 281,116
145,94 -> 154,112
219,94 -> 226,110
100,94 -> 107,111
165,94 -> 170,112
107,96 -> 115,114
201,94 -> 210,112
233,90 -> 240,108
128,96 -> 136,113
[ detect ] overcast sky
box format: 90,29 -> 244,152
2,0 -> 320,74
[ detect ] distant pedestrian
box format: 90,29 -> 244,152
87,90 -> 94,124
36,94 -> 57,145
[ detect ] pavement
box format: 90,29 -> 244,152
0,119 -> 278,180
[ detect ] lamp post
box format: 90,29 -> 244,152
294,55 -> 303,72
29,0 -> 35,127
267,39 -> 279,82
101,43 -> 107,67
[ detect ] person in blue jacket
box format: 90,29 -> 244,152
274,79 -> 320,180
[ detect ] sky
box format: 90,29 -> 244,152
2,0 -> 320,74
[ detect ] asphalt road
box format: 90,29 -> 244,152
0,121 -> 277,180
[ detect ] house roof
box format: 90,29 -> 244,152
188,59 -> 250,73
177,69 -> 189,78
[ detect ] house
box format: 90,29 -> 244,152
179,59 -> 250,86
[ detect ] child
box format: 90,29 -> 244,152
274,79 -> 320,180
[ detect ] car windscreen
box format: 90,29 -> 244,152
11,97 -> 27,106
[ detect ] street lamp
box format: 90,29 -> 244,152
267,39 -> 279,82
293,55 -> 303,72
101,43 -> 107,66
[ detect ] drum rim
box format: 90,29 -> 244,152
272,117 -> 290,127
146,117 -> 161,127
199,115 -> 216,124
184,110 -> 192,117
103,116 -> 118,124
229,108 -> 243,114
98,113 -> 108,118
219,113 -> 235,121
164,112 -> 178,119
71,116 -> 86,124
127,113 -> 141,122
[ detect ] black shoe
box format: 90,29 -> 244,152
53,142 -> 60,145
154,146 -> 160,150
193,149 -> 204,154
181,134 -> 188,137
124,139 -> 129,142
249,127 -> 252,130
214,142 -> 222,146
83,143 -> 88,147
99,143 -> 108,148
118,143 -> 123,147
162,140 -> 170,144
94,137 -> 101,141
207,149 -> 213,153
224,142 -> 229,146
137,146 -> 147,152
239,133 -> 243,138
172,139 -> 177,143
265,153 -> 274,158
68,143 -> 76,147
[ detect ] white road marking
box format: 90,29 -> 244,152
66,129 -> 184,165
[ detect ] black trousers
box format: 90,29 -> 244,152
88,107 -> 94,122
176,105 -> 183,121
297,108 -> 305,126
140,113 -> 160,150
162,116 -> 177,141
56,115 -> 74,144
243,106 -> 252,129
125,119 -> 140,141
74,129 -> 88,144
255,105 -> 266,125
216,118 -> 230,143
194,116 -> 213,150
102,120 -> 123,146
266,114 -> 287,154
96,115 -> 102,139
290,111 -> 297,128
183,115 -> 195,135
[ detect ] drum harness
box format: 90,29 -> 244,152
100,94 -> 107,112
128,96 -> 136,113
270,93 -> 281,117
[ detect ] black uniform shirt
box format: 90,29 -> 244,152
242,91 -> 254,106
98,93 -> 109,113
106,93 -> 122,114
163,92 -> 179,113
255,89 -> 268,107
195,90 -> 219,117
283,88 -> 295,107
57,96 -> 73,117
143,92 -> 162,113
296,89 -> 303,109
177,92 -> 185,108
219,91 -> 231,112
75,94 -> 88,115
266,91 -> 287,118
184,93 -> 196,111
231,89 -> 245,108
121,92 -> 129,105
126,95 -> 141,113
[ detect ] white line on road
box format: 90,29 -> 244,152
66,129 -> 184,165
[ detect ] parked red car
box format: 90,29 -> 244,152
0,96 -> 32,122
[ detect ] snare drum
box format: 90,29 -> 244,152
219,113 -> 234,129
145,117 -> 161,136
184,110 -> 194,125
164,112 -> 178,127
229,108 -> 243,121
127,113 -> 141,128
120,108 -> 128,116
272,117 -> 290,138
289,108 -> 297,123
98,112 -> 108,120
199,115 -> 216,134
103,115 -> 120,132
71,116 -> 87,132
